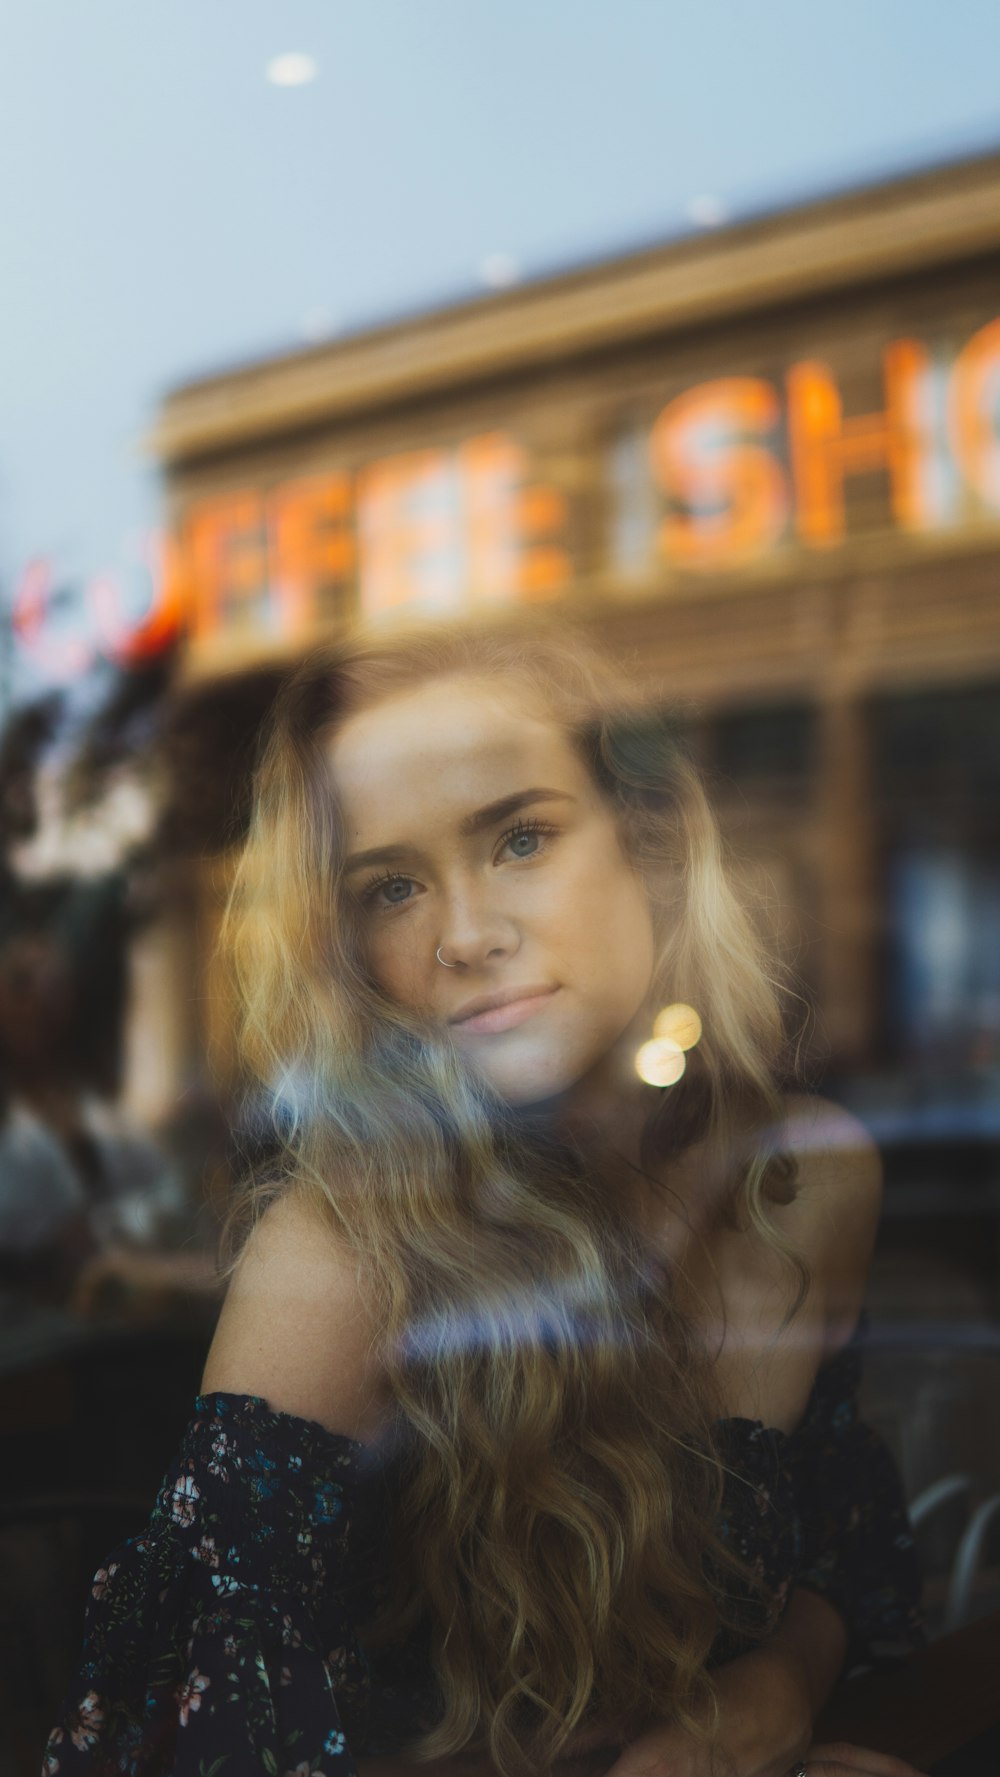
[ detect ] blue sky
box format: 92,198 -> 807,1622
3,0 -> 1000,704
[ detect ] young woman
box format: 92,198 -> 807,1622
46,620 -> 926,1777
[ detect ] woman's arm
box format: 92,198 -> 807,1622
45,1186 -> 392,1775
598,1639 -> 928,1777
766,1585 -> 850,1723
597,1103 -> 925,1777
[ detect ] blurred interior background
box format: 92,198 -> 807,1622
3,4 -> 1000,1769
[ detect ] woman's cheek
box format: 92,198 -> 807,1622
380,915 -> 435,1006
363,919 -> 406,996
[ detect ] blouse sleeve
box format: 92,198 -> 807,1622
788,1310 -> 927,1676
43,1392 -> 394,1777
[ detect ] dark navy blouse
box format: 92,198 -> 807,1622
44,1308 -> 925,1775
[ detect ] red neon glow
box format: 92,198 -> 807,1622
12,557 -> 94,681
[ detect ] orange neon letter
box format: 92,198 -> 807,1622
87,529 -> 188,663
786,340 -> 930,545
514,481 -> 571,599
649,377 -> 788,568
267,473 -> 356,635
457,432 -> 570,603
183,492 -> 268,642
458,433 -> 525,603
948,317 -> 1000,511
355,449 -> 461,619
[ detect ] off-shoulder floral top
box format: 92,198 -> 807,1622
44,1308 -> 925,1776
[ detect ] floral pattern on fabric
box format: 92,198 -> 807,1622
710,1308 -> 926,1675
45,1310 -> 924,1772
772,1309 -> 927,1672
43,1391 -> 394,1775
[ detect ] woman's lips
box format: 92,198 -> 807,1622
452,987 -> 558,1035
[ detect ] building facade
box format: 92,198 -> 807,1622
149,150 -> 1000,1106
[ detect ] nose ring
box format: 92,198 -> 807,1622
436,946 -> 457,968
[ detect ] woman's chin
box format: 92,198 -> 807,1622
457,1041 -> 586,1111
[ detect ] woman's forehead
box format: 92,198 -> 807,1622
325,677 -> 585,827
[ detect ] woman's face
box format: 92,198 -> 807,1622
326,674 -> 658,1106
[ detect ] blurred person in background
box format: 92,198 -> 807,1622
0,917 -> 94,1304
46,620 -> 925,1777
0,885 -> 190,1317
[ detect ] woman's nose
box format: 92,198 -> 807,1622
436,884 -> 520,970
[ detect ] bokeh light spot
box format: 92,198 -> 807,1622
687,194 -> 728,228
266,53 -> 318,87
652,1002 -> 702,1049
479,252 -> 520,289
635,1037 -> 686,1088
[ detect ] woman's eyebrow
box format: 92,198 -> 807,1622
458,786 -> 575,838
342,788 -> 576,875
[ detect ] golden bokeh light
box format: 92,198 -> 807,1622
652,1001 -> 702,1050
634,1037 -> 686,1088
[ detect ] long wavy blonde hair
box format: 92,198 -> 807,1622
218,615 -> 814,1776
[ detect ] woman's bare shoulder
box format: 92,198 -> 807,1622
200,1186 -> 389,1441
777,1091 -> 883,1356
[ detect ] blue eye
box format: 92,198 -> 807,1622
360,818 -> 556,910
499,818 -> 556,861
363,873 -> 414,910
508,829 -> 540,857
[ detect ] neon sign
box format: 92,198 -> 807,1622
11,430 -> 571,681
12,314 -> 1000,680
631,318 -> 1000,570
